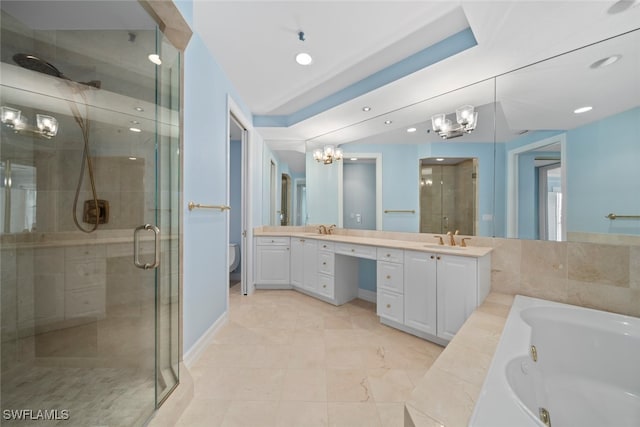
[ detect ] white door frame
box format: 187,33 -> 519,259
337,153 -> 383,230
506,133 -> 566,240
227,95 -> 254,296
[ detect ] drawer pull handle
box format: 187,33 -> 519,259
386,304 -> 391,309
386,275 -> 391,279
386,253 -> 390,257
323,284 -> 327,288
322,262 -> 327,265
323,245 -> 327,248
437,256 -> 441,260
351,249 -> 355,252
430,255 -> 435,259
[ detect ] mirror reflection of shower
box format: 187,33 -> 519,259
12,53 -> 105,233
419,157 -> 478,235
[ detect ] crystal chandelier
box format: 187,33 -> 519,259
431,105 -> 478,140
313,145 -> 343,165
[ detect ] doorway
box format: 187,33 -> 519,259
280,173 -> 292,225
227,98 -> 252,296
338,153 -> 382,230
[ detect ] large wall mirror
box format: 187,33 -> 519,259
495,28 -> 640,242
265,28 -> 639,243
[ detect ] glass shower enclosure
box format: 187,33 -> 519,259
1,2 -> 181,425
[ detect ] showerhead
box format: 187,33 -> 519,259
13,53 -> 64,78
12,53 -> 101,89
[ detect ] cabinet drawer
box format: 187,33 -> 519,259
65,286 -> 106,319
335,243 -> 376,259
318,241 -> 335,252
256,236 -> 290,246
377,289 -> 404,323
377,248 -> 404,263
317,274 -> 334,299
318,252 -> 334,275
377,261 -> 404,293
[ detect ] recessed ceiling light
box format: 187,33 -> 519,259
295,52 -> 313,65
407,127 -> 417,133
129,127 -> 142,133
574,106 -> 593,114
362,107 -> 371,112
148,54 -> 162,65
607,0 -> 638,14
384,120 -> 392,125
436,158 -> 444,162
134,107 -> 144,112
350,158 -> 358,161
590,55 -> 622,69
128,157 -> 137,161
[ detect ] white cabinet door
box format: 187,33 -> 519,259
256,244 -> 290,285
302,239 -> 318,293
436,255 -> 477,341
290,238 -> 304,288
403,250 -> 437,336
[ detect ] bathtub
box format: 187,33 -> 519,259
469,295 -> 640,427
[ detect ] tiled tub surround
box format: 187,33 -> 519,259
404,293 -> 513,427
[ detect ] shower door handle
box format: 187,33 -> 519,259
133,224 -> 161,270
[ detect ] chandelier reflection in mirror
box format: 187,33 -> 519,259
431,104 -> 477,139
313,144 -> 343,164
1,106 -> 59,139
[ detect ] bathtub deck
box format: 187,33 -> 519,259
404,292 -> 514,427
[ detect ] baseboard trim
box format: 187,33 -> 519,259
357,288 -> 377,303
183,312 -> 228,368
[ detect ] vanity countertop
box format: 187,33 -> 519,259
254,229 -> 493,258
404,292 -> 513,427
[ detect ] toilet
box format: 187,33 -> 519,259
229,243 -> 240,272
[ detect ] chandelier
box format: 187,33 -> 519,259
1,106 -> 59,139
313,145 -> 343,165
431,105 -> 477,140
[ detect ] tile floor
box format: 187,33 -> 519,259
175,284 -> 444,427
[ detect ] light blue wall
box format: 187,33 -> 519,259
177,1 -> 255,354
306,152 -> 340,224
566,107 -> 640,235
358,259 -> 377,293
343,162 -> 376,229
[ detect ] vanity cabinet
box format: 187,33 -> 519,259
436,254 -> 481,341
403,250 -> 437,336
376,248 -> 405,323
291,238 -> 318,292
255,237 -> 291,288
317,241 -> 335,299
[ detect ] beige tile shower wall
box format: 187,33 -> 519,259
490,237 -> 640,317
36,151 -> 148,233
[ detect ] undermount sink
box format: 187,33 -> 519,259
425,245 -> 466,250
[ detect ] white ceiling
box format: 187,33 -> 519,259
195,1 -> 640,150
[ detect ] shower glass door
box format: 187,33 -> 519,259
0,2 -> 180,426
